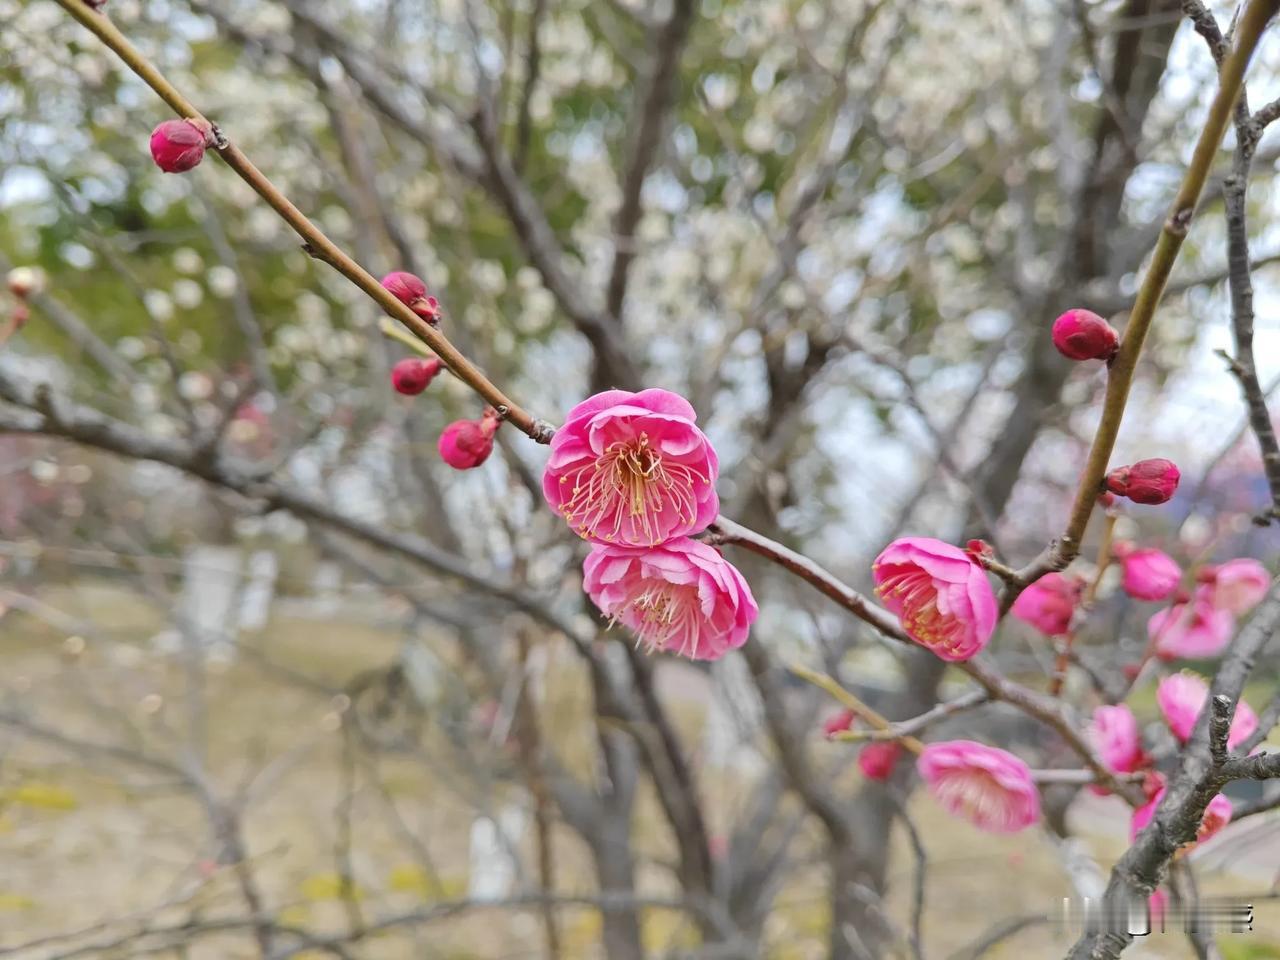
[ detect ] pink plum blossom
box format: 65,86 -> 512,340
1112,542 -> 1181,602
1010,572 -> 1084,636
1156,671 -> 1257,749
1149,599 -> 1234,660
582,537 -> 757,661
543,389 -> 719,547
1089,704 -> 1145,775
917,740 -> 1041,833
1131,788 -> 1232,845
1197,559 -> 1270,615
873,538 -> 998,661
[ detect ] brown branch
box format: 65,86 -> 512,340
53,0 -> 553,443
1010,0 -> 1278,598
512,0 -> 548,173
604,0 -> 697,320
1221,135 -> 1280,524
705,516 -> 1137,799
1067,580 -> 1280,959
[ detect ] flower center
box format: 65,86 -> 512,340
623,584 -> 702,658
876,568 -> 959,648
935,770 -> 1004,825
560,433 -> 703,544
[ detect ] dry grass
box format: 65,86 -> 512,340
1,582 -> 1277,959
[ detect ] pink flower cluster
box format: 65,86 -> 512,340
546,390 -> 757,661
1148,558 -> 1269,661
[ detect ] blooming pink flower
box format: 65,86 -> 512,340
1112,542 -> 1181,602
1105,458 -> 1181,505
380,271 -> 441,322
582,537 -> 757,660
149,118 -> 213,173
390,357 -> 441,396
1197,559 -> 1270,615
1156,671 -> 1257,749
823,709 -> 855,739
873,538 -> 997,661
438,409 -> 500,469
1149,600 -> 1234,660
1010,572 -> 1083,636
1130,788 -> 1232,845
859,741 -> 903,781
917,740 -> 1041,833
1197,793 -> 1233,843
1156,672 -> 1207,743
1052,308 -> 1119,362
542,389 -> 719,547
1089,704 -> 1145,775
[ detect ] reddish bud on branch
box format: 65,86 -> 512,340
381,271 -> 441,324
1051,309 -> 1119,362
390,357 -> 441,396
149,118 -> 213,173
1104,458 -> 1181,505
858,741 -> 903,781
439,408 -> 501,469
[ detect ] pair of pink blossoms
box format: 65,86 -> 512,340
1012,546 -> 1268,659
542,389 -> 757,660
865,539 -> 1043,832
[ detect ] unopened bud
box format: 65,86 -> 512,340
381,271 -> 442,324
1105,458 -> 1180,505
149,118 -> 213,173
390,356 -> 441,396
1052,309 -> 1119,362
438,408 -> 500,470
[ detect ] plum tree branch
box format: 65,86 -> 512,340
704,517 -> 1137,798
1010,0 -> 1279,597
51,0 -> 553,443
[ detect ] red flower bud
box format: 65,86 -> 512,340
858,741 -> 903,781
12,302 -> 30,331
381,272 -> 442,324
149,118 -> 213,173
1051,309 -> 1119,362
439,408 -> 500,470
823,709 -> 855,739
83,0 -> 108,8
1122,663 -> 1141,682
965,538 -> 995,560
1104,458 -> 1181,505
390,357 -> 441,396
1098,491 -> 1117,508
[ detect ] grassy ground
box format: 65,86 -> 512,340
1,581 -> 1277,959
